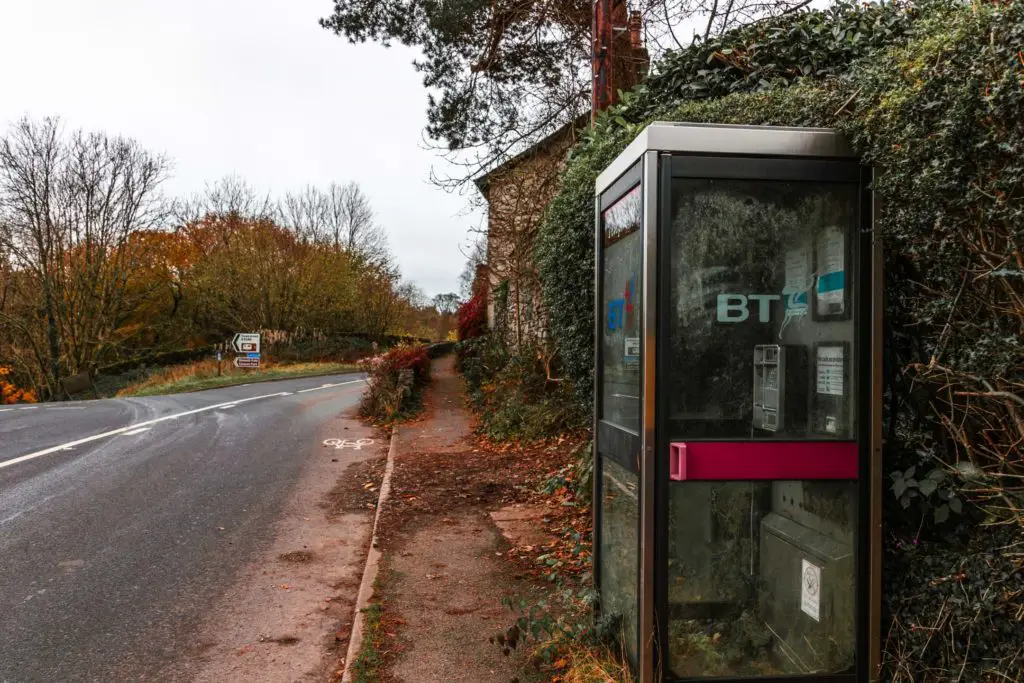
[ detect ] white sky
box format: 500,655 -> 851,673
0,0 -> 482,298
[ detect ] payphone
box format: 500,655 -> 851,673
593,123 -> 881,683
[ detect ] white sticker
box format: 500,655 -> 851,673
801,559 -> 821,622
780,247 -> 813,338
624,337 -> 640,358
816,345 -> 845,396
784,246 -> 810,292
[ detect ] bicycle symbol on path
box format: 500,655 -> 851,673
323,438 -> 375,450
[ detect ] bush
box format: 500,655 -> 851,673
458,334 -> 585,441
359,344 -> 431,422
0,366 -> 37,404
456,290 -> 487,341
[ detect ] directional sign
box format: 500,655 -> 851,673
232,333 -> 261,354
234,356 -> 260,369
246,352 -> 260,359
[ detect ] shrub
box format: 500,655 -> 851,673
0,366 -> 37,404
458,333 -> 585,441
359,344 -> 431,422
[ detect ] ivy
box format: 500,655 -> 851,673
535,0 -> 1024,678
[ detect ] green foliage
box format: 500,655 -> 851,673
458,333 -> 584,441
634,0 -> 917,119
493,590 -> 603,665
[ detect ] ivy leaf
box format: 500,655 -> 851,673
934,504 -> 950,524
919,478 -> 938,496
949,496 -> 963,515
892,479 -> 907,498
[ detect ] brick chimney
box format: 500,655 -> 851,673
613,8 -> 649,97
592,2 -> 649,120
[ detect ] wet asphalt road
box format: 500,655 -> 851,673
0,374 -> 365,682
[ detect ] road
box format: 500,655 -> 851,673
0,374 -> 366,682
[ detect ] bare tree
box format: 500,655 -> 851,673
278,182 -> 390,267
0,117 -> 170,393
458,235 -> 487,298
174,174 -> 275,225
636,0 -> 814,49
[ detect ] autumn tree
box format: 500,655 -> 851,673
0,117 -> 170,394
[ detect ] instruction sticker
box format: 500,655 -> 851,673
624,337 -> 640,366
801,559 -> 822,622
816,345 -> 845,396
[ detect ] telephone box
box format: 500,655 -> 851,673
593,123 -> 882,683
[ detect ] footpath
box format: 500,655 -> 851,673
343,356 -> 576,683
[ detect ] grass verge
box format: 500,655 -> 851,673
349,602 -> 386,683
115,359 -> 361,397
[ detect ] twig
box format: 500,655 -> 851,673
833,87 -> 863,117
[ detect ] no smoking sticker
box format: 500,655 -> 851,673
801,559 -> 821,622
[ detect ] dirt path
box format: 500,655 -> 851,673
370,357 -> 550,683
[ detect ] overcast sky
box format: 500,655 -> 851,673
0,0 -> 482,298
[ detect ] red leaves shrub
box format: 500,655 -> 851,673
457,291 -> 486,341
372,344 -> 430,385
359,344 -> 431,421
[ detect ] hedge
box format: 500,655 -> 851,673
534,0 -> 1024,678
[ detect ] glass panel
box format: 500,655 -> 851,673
599,457 -> 639,659
667,481 -> 856,677
601,184 -> 642,432
666,179 -> 859,440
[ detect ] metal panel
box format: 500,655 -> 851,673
593,193 -> 604,611
639,150 -> 658,683
600,160 -> 642,211
596,421 -> 640,474
868,169 -> 885,682
595,123 -> 855,196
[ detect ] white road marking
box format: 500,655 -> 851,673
0,408 -> 13,413
217,404 -> 238,410
0,391 -> 290,471
121,427 -> 151,436
297,379 -> 364,394
323,438 -> 374,450
19,407 -> 38,410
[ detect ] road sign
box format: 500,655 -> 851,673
234,356 -> 260,369
246,352 -> 260,359
232,333 -> 261,354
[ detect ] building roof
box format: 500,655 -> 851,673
473,113 -> 590,197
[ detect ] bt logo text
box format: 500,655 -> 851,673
716,294 -> 782,323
